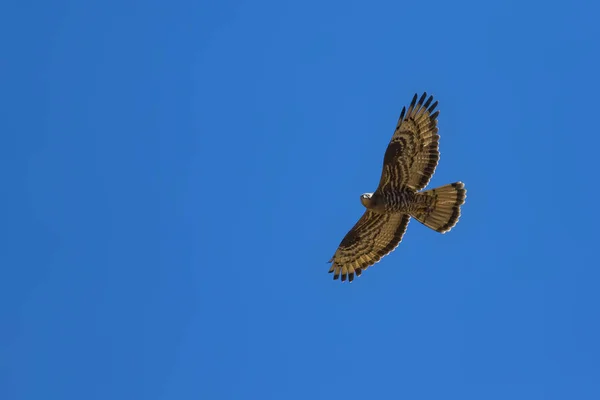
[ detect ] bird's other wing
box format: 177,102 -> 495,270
328,211 -> 410,282
376,92 -> 440,192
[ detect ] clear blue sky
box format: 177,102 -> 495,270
2,0 -> 600,399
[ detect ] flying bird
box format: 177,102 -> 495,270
328,92 -> 466,282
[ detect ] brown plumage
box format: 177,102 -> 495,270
328,92 -> 467,282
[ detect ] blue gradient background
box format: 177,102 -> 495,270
2,1 -> 599,399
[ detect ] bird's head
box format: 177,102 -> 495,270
360,193 -> 374,208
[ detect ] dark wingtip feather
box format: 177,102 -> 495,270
348,273 -> 354,282
428,101 -> 439,114
410,93 -> 418,107
418,92 -> 427,105
399,106 -> 406,122
423,95 -> 433,109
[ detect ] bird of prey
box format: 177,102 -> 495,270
328,92 -> 466,282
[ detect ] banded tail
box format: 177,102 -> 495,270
411,182 -> 466,233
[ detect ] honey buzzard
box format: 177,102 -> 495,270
328,92 -> 466,282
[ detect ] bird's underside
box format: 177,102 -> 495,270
328,92 -> 467,282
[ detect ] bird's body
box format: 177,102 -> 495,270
361,189 -> 427,214
328,92 -> 467,282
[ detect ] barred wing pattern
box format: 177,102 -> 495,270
377,92 -> 440,192
328,211 -> 410,282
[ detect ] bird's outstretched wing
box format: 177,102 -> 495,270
328,211 -> 410,282
376,92 -> 440,192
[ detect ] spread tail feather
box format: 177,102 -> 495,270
411,182 -> 466,233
